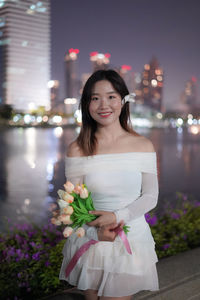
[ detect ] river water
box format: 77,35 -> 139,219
0,126 -> 199,231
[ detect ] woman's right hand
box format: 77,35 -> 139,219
97,221 -> 124,242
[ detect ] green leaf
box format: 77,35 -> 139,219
123,225 -> 130,235
77,196 -> 88,214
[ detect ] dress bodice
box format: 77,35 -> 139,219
65,152 -> 157,212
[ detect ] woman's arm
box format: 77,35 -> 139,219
88,172 -> 158,226
114,172 -> 159,223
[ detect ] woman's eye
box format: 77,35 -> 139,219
91,97 -> 99,101
109,95 -> 116,99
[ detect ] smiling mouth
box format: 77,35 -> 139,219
98,112 -> 112,116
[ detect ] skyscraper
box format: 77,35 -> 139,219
181,77 -> 197,107
47,80 -> 60,112
65,48 -> 79,99
0,0 -> 50,111
90,52 -> 110,72
64,48 -> 80,115
119,65 -> 134,93
140,57 -> 163,111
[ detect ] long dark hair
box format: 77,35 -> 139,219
77,69 -> 138,156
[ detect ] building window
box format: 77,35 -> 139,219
0,38 -> 11,46
0,17 -> 5,28
21,41 -> 28,47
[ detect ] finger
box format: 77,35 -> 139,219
87,220 -> 99,227
107,222 -> 118,230
89,210 -> 104,215
118,220 -> 125,228
111,221 -> 124,233
109,231 -> 118,241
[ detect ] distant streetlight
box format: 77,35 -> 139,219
64,98 -> 77,105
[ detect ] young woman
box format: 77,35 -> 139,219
59,70 -> 159,300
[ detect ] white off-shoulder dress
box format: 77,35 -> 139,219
59,152 -> 159,297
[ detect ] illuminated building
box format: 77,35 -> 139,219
47,80 -> 60,111
119,65 -> 134,93
64,48 -> 80,114
177,77 -> 199,116
140,57 -> 163,111
0,0 -> 50,111
181,77 -> 197,107
65,48 -> 79,98
90,52 -> 110,72
80,73 -> 91,95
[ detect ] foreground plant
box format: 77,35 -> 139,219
0,222 -> 68,299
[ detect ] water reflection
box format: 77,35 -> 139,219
0,126 -> 200,231
177,127 -> 183,158
24,128 -> 36,169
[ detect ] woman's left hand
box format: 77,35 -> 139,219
87,211 -> 117,227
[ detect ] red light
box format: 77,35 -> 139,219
69,48 -> 79,54
90,51 -> 98,57
104,53 -> 111,58
121,65 -> 132,71
191,76 -> 197,83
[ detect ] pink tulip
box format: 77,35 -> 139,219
57,189 -> 74,203
64,181 -> 74,193
74,184 -> 82,194
63,226 -> 73,238
80,186 -> 88,199
58,199 -> 68,209
63,206 -> 74,215
51,217 -> 61,226
59,214 -> 73,225
63,192 -> 74,203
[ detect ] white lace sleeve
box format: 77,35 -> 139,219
114,172 -> 159,223
66,174 -> 99,241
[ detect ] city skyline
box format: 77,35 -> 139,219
0,0 -> 50,111
51,0 -> 200,110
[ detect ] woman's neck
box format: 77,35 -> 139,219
95,121 -> 126,143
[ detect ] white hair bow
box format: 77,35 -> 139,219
122,93 -> 136,104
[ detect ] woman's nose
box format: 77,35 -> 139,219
99,97 -> 109,108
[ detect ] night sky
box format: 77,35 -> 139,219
51,0 -> 200,110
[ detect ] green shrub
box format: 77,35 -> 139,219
0,223 -> 68,299
147,195 -> 200,258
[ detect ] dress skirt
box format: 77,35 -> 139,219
59,215 -> 159,297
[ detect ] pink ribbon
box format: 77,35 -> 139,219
65,239 -> 98,278
65,230 -> 132,278
114,227 -> 132,255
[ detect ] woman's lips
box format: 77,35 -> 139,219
98,112 -> 112,118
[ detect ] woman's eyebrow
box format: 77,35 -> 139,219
91,91 -> 117,95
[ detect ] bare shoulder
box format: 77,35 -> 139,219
67,140 -> 82,157
128,134 -> 155,152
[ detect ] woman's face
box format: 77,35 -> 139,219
89,80 -> 122,127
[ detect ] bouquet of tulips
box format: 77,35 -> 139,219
51,181 -> 130,239
51,181 -> 97,238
